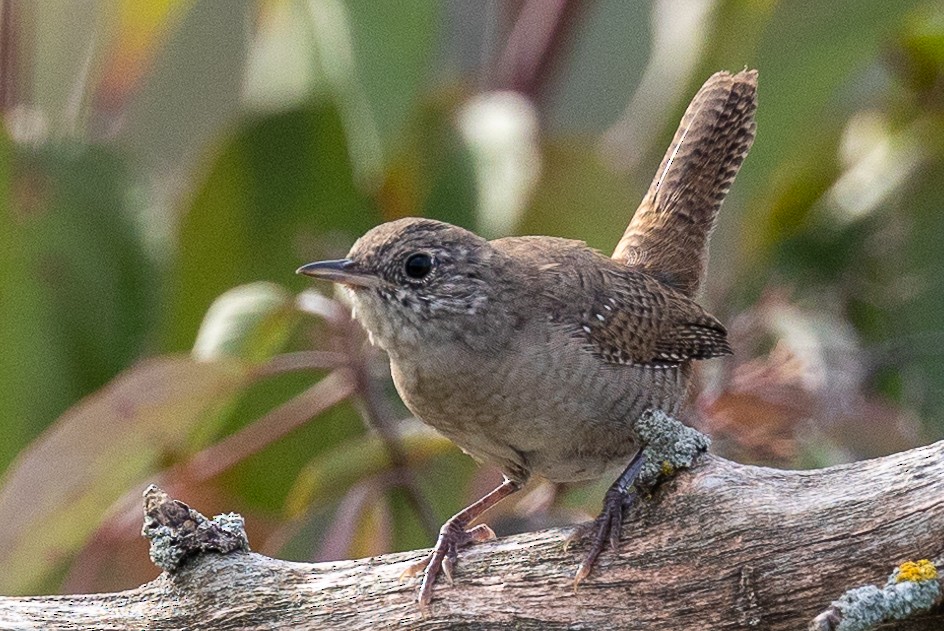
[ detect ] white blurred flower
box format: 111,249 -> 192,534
828,111 -> 927,223
457,91 -> 541,238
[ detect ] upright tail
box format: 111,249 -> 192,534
612,69 -> 757,298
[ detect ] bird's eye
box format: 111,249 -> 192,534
404,252 -> 433,279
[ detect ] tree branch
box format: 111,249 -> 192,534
3,443 -> 943,630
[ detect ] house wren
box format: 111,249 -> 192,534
298,69 -> 757,606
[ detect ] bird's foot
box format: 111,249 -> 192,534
401,477 -> 521,607
566,449 -> 648,587
568,485 -> 639,586
400,520 -> 496,607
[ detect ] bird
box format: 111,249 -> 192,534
297,69 -> 757,606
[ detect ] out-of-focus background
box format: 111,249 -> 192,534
1,0 -> 943,597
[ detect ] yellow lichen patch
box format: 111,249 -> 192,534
897,559 -> 938,583
660,461 -> 675,476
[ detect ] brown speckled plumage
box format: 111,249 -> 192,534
613,69 -> 758,298
491,236 -> 731,369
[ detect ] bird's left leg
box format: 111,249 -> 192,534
570,449 -> 647,585
568,409 -> 711,585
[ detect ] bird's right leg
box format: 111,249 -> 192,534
401,477 -> 522,607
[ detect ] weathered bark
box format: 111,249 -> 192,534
2,444 -> 943,630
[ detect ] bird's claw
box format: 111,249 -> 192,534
570,486 -> 636,588
466,523 -> 497,543
399,554 -> 431,581
405,520 -> 496,606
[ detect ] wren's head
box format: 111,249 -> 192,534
297,218 -> 506,353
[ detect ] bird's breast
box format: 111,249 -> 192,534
387,329 -> 689,483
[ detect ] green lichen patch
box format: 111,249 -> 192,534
633,410 -> 710,487
828,560 -> 941,631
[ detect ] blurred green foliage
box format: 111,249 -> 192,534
163,102 -> 376,350
1,0 -> 944,597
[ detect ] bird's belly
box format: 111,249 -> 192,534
390,344 -> 687,484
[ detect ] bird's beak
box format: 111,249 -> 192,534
295,259 -> 383,288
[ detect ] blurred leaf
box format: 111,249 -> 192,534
517,139 -> 634,250
277,420 -> 469,558
187,281 -> 303,450
386,445 -> 480,552
698,0 -> 774,72
24,144 -> 158,392
192,282 -> 298,363
545,1 -> 651,134
699,0 -> 924,278
347,491 -> 392,559
422,115 -> 479,229
0,133 -> 63,470
0,356 -> 248,595
378,93 -> 479,229
29,1 -> 107,136
898,5 -> 944,95
314,478 -> 392,561
113,0 -> 190,53
243,0 -> 318,110
161,101 -> 378,351
457,91 -> 541,238
121,0 -> 251,172
86,1 -> 194,136
344,0 -> 440,164
227,398 -> 366,513
285,422 -> 452,518
0,141 -> 156,471
708,0 -> 923,192
892,153 -> 944,435
738,130 -> 844,292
